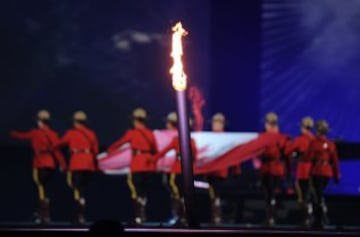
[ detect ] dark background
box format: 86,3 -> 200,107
1,0 -> 360,225
0,0 -> 211,146
2,1 -> 360,144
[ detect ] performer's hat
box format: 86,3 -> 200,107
37,110 -> 50,121
132,107 -> 147,120
315,120 -> 329,134
73,111 -> 87,122
212,113 -> 226,124
265,112 -> 278,125
167,112 -> 178,123
301,116 -> 314,129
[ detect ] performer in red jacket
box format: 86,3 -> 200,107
305,120 -> 340,228
107,108 -> 158,226
162,112 -> 181,225
10,110 -> 66,224
154,114 -> 197,227
257,112 -> 291,226
54,111 -> 99,225
285,116 -> 314,226
205,113 -> 241,224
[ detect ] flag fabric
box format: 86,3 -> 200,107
98,130 -> 261,175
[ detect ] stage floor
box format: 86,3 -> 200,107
0,222 -> 360,236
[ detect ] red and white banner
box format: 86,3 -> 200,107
97,130 -> 261,175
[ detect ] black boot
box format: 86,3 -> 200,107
210,197 -> 222,225
35,198 -> 50,225
312,200 -> 328,229
172,198 -> 187,227
265,199 -> 276,227
312,204 -> 323,229
320,201 -> 329,227
303,203 -> 314,228
138,197 -> 147,224
130,197 -> 147,226
167,196 -> 180,225
75,198 -> 86,225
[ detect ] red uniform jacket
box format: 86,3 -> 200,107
258,132 -> 291,177
10,127 -> 66,169
108,127 -> 158,172
155,136 -> 197,174
304,135 -> 340,179
55,127 -> 99,171
285,131 -> 314,180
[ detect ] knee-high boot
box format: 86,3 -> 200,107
131,197 -> 147,226
138,197 -> 147,223
173,198 -> 187,227
312,200 -> 328,229
320,200 -> 329,226
168,196 -> 180,224
75,197 -> 86,225
210,197 -> 222,224
303,202 -> 314,227
265,198 -> 276,227
35,198 -> 50,224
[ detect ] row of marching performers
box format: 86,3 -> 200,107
10,108 -> 340,228
202,112 -> 341,229
253,113 -> 340,228
9,109 -> 227,226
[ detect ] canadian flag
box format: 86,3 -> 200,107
97,130 -> 262,175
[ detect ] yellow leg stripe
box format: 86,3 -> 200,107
67,172 -> 80,200
295,180 -> 303,203
38,185 -> 45,200
169,173 -> 180,199
208,184 -> 216,200
74,189 -> 81,200
32,168 -> 39,184
67,172 -> 73,188
127,173 -> 137,199
32,169 -> 45,200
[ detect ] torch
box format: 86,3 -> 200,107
170,22 -> 198,228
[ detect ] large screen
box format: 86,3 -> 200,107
261,0 -> 360,142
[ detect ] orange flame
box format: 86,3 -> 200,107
170,22 -> 188,91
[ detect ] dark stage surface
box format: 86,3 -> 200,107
1,223 -> 360,237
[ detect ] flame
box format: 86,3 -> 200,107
170,22 -> 188,91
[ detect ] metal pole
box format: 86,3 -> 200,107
176,89 -> 198,228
